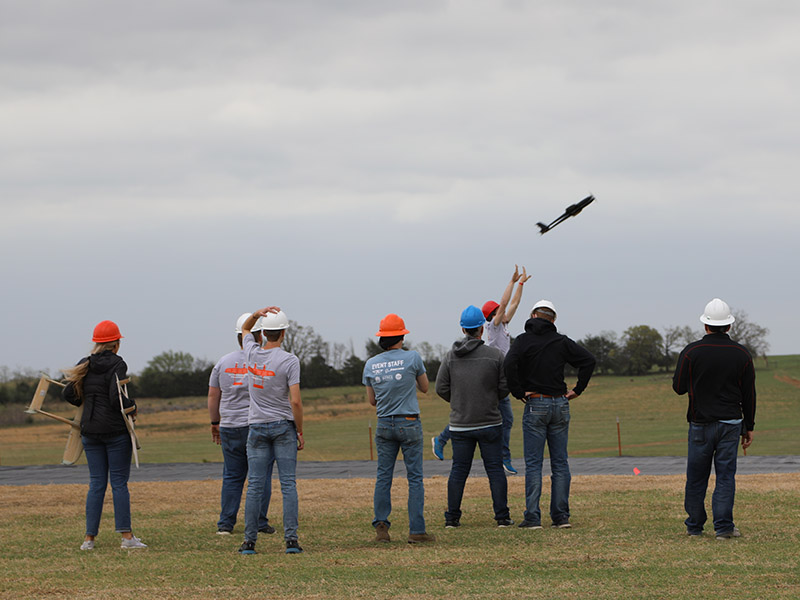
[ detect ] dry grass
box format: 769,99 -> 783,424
1,474 -> 799,599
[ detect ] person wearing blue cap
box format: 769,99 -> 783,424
435,306 -> 513,528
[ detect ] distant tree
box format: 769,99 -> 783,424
329,343 -> 348,371
731,310 -> 770,359
365,339 -> 383,359
339,354 -> 366,386
143,350 -> 195,374
661,325 -> 695,370
138,351 -> 212,398
283,320 -> 325,365
619,325 -> 664,375
579,331 -> 619,375
302,354 -> 342,389
415,341 -> 447,381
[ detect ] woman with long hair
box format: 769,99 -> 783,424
62,320 -> 146,550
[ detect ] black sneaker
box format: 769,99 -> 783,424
518,520 -> 543,529
551,522 -> 572,529
238,540 -> 256,555
497,518 -> 515,527
216,529 -> 233,536
285,539 -> 303,554
445,520 -> 460,528
259,524 -> 276,535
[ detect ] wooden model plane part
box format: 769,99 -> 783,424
24,374 -> 133,466
116,374 -> 140,468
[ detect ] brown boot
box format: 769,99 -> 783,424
374,521 -> 390,542
407,533 -> 436,544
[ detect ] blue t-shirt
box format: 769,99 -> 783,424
362,348 -> 426,417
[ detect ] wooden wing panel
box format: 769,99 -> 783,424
62,406 -> 84,465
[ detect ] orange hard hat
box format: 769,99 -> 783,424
92,320 -> 123,343
375,314 -> 410,337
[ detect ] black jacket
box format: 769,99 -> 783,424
63,351 -> 134,439
504,318 -> 595,400
672,332 -> 756,431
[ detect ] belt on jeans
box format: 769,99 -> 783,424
524,393 -> 557,402
381,414 -> 419,419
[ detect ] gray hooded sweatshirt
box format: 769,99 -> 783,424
436,336 -> 509,429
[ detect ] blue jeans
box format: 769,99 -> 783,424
82,433 -> 132,536
521,397 -> 571,525
373,416 -> 426,535
219,426 -> 272,532
244,421 -> 298,542
498,397 -> 514,463
446,425 -> 509,522
437,397 -> 514,462
685,421 -> 740,534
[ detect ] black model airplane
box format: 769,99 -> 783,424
536,195 -> 595,234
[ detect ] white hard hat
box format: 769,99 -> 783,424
235,312 -> 252,334
700,298 -> 735,326
531,299 -> 557,315
259,310 -> 290,331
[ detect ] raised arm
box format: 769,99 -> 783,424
504,266 -> 531,323
493,266 -> 520,326
242,306 -> 281,337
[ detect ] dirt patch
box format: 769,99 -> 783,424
775,374 -> 800,388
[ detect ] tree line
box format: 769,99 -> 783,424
0,313 -> 770,403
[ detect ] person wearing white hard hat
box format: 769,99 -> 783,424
503,300 -> 595,529
207,313 -> 274,536
238,307 -> 305,555
673,298 -> 756,540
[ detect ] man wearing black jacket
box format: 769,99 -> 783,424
504,300 -> 595,529
673,298 -> 756,539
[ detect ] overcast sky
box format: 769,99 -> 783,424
1,0 -> 798,375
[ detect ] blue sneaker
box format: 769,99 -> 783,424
432,437 -> 445,460
239,540 -> 256,555
503,460 -> 518,475
285,539 -> 303,554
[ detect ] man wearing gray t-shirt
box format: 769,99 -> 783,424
208,312 -> 273,535
237,306 -> 305,556
432,265 -> 531,474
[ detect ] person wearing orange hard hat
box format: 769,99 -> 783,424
432,265 -> 531,476
363,314 -> 435,544
61,320 -> 146,551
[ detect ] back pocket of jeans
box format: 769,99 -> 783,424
689,424 -> 705,444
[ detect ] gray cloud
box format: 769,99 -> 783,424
1,0 -> 797,373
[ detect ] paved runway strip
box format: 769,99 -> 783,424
1,455 -> 799,486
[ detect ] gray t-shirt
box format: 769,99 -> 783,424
209,349 -> 251,428
486,319 -> 510,356
243,334 -> 301,424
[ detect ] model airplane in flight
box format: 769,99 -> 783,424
537,195 -> 596,234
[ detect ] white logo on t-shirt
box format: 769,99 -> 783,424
395,373 -> 402,380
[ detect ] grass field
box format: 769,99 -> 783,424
2,355 -> 799,466
1,357 -> 799,598
1,475 -> 798,599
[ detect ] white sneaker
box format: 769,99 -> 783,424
80,540 -> 94,551
120,535 -> 148,549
